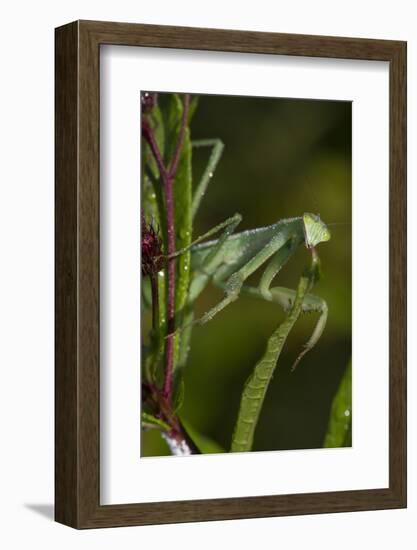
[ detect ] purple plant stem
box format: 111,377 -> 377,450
163,95 -> 190,404
142,120 -> 169,181
142,95 -> 190,407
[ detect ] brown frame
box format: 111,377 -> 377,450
55,20 -> 407,529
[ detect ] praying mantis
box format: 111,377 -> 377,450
142,95 -> 331,454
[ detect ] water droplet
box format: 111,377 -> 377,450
209,172 -> 213,178
158,271 -> 164,277
344,409 -> 350,417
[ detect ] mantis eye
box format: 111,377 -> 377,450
302,213 -> 331,248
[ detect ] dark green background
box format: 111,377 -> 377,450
142,93 -> 352,456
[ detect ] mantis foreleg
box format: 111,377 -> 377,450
211,246 -> 328,371
258,239 -> 298,301
240,284 -> 328,371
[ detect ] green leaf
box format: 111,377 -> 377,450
323,361 -> 352,448
141,411 -> 171,432
162,94 -> 193,370
231,257 -> 317,453
162,94 -> 183,164
177,309 -> 194,369
188,95 -> 199,122
173,126 -> 192,325
141,276 -> 152,309
172,372 -> 185,413
180,416 -> 225,454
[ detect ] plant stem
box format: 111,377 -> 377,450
162,431 -> 193,456
142,120 -> 169,181
142,94 -> 190,407
163,94 -> 190,404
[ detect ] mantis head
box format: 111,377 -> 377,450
302,213 -> 331,249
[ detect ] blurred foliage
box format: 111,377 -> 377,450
142,93 -> 352,457
180,415 -> 225,454
324,361 -> 352,447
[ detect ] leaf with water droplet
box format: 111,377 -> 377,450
323,361 -> 352,448
166,96 -> 192,370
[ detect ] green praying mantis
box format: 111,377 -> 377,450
142,113 -> 331,454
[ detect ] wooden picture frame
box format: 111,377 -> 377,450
55,20 -> 407,529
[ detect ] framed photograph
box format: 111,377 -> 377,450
55,20 -> 406,528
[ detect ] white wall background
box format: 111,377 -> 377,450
0,1 -> 414,548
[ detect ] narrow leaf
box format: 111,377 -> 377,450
141,411 -> 171,432
231,259 -> 318,453
323,361 -> 352,448
173,126 -> 192,328
163,95 -> 193,370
